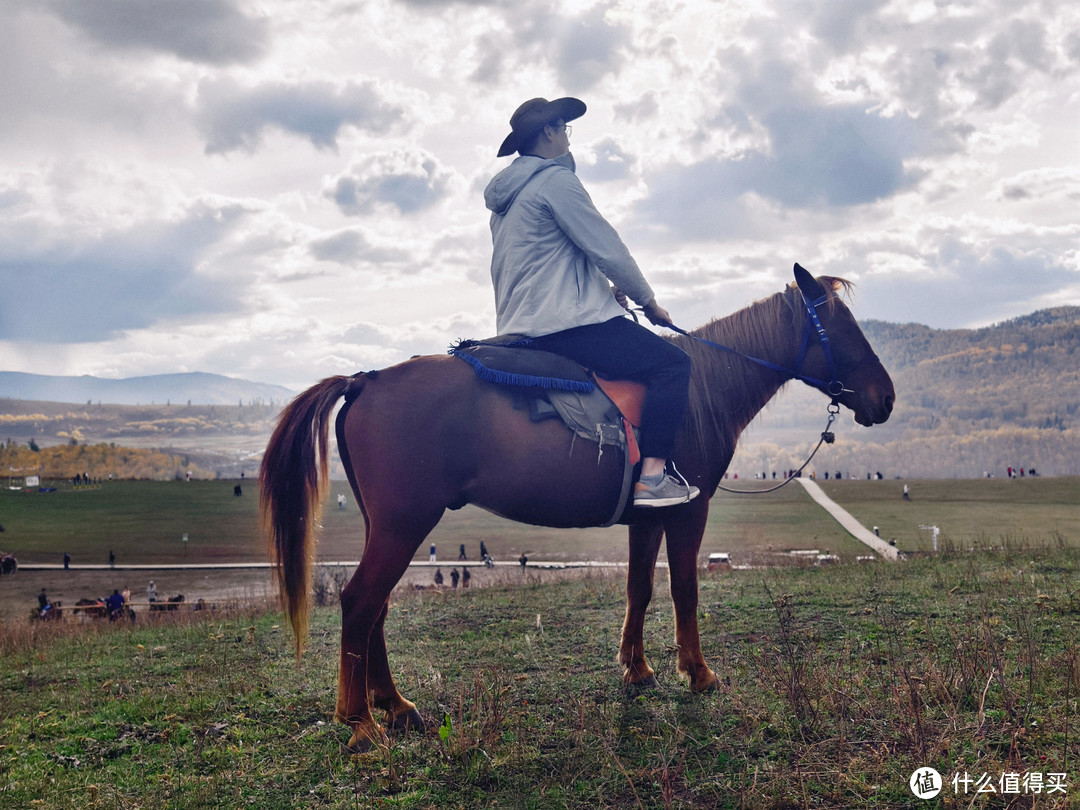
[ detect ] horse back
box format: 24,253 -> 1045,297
339,354 -> 625,528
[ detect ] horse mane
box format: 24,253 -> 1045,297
676,277 -> 853,465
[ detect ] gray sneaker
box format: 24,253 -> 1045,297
633,472 -> 701,508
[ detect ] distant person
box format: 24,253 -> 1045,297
434,569 -> 444,586
109,549 -> 115,569
122,585 -> 131,603
519,553 -> 528,571
234,484 -> 243,497
429,543 -> 436,563
450,568 -> 459,588
107,589 -> 125,621
186,471 -> 192,482
63,552 -> 70,570
458,544 -> 467,560
147,580 -> 158,603
479,541 -> 489,559
902,484 -> 910,501
462,568 -> 471,588
38,589 -> 49,611
337,493 -> 346,510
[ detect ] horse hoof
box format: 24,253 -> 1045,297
343,735 -> 372,755
390,709 -> 425,733
624,674 -> 659,694
344,726 -> 387,754
691,674 -> 720,694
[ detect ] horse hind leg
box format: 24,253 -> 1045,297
336,517 -> 439,752
368,602 -> 424,733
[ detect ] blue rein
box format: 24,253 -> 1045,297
661,290 -> 850,401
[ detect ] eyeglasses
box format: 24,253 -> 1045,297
550,123 -> 572,137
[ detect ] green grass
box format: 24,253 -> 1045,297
3,549 -> 1079,808
0,480 -> 265,564
6,477 -> 1077,567
817,477 -> 1080,552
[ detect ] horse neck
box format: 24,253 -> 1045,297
680,289 -> 800,465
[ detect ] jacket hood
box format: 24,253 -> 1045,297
484,152 -> 576,215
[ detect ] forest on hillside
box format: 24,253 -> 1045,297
0,442 -> 218,482
0,400 -> 279,447
729,306 -> 1080,479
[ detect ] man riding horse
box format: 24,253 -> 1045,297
260,96 -> 896,753
485,96 -> 699,508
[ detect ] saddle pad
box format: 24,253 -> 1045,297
449,338 -> 635,526
449,339 -> 595,393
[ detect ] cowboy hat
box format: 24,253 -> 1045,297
497,97 -> 586,157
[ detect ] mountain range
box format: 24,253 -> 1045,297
2,305 -> 1078,479
0,371 -> 294,406
729,305 -> 1080,479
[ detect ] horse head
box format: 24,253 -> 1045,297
792,264 -> 895,427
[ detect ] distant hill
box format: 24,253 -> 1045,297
730,305 -> 1080,479
0,371 -> 294,407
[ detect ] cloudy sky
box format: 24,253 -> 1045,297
1,0 -> 1077,390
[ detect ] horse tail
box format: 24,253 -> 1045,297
260,375 -> 359,655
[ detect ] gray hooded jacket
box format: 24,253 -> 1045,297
484,152 -> 655,337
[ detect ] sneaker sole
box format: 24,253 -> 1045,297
634,496 -> 690,508
633,489 -> 701,508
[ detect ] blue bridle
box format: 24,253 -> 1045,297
661,288 -> 851,402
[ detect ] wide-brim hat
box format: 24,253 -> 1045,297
497,96 -> 586,157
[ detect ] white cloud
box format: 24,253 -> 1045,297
309,228 -> 412,265
46,0 -> 270,65
0,0 -> 1076,388
0,202 -> 250,342
325,148 -> 456,215
196,78 -> 408,154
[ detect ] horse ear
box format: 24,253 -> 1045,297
793,263 -> 825,300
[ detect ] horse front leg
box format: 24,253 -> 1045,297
665,507 -> 719,692
619,522 -> 664,687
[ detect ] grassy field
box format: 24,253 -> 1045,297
5,477 -> 1077,564
2,477 -> 1078,619
2,547 -> 1078,808
817,476 -> 1080,552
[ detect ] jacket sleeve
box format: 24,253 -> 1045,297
544,170 -> 656,308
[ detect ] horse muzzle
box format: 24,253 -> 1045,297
851,388 -> 894,427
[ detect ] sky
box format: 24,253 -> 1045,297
1,0 -> 1077,391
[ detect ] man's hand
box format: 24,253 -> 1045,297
611,286 -> 630,310
642,300 -> 673,328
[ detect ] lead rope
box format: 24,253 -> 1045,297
628,304 -> 846,496
715,403 -> 837,494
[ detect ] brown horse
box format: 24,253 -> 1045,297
260,265 -> 895,751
